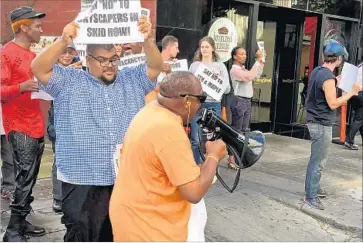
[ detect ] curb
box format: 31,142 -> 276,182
268,196 -> 363,235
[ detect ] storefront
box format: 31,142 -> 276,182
156,0 -> 363,139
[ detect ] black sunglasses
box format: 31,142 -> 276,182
180,93 -> 207,103
160,92 -> 207,104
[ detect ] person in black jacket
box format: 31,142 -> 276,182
345,63 -> 363,150
47,43 -> 81,212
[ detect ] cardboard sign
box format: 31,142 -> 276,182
165,59 -> 188,72
75,0 -> 144,44
194,63 -> 225,101
118,53 -> 146,70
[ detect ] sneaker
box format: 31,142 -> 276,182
317,188 -> 327,198
304,196 -> 324,210
344,142 -> 359,150
0,188 -> 14,201
52,200 -> 62,213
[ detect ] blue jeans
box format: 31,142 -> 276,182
305,123 -> 332,199
191,102 -> 221,165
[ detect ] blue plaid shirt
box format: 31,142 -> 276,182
41,64 -> 155,185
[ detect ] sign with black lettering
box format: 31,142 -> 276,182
75,0 -> 144,44
164,59 -> 188,72
118,53 -> 146,70
194,63 -> 225,101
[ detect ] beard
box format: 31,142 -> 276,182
100,74 -> 117,85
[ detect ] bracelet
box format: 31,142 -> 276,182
206,155 -> 219,164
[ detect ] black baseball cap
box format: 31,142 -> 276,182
10,6 -> 46,23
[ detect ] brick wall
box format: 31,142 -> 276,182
1,0 -> 156,43
1,0 -> 156,135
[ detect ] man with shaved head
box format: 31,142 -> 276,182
109,71 -> 227,241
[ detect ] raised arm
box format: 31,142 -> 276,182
31,22 -> 78,85
139,16 -> 163,81
231,62 -> 264,82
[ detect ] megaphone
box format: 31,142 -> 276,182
196,108 -> 266,192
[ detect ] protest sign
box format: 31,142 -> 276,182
75,0 -> 144,44
118,53 -> 146,70
31,90 -> 53,101
165,59 -> 188,72
141,8 -> 150,17
194,63 -> 226,101
338,62 -> 359,93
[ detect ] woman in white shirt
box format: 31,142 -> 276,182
189,36 -> 231,165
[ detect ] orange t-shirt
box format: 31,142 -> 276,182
109,103 -> 201,242
145,87 -> 159,104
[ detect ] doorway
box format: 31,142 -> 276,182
250,6 -> 306,136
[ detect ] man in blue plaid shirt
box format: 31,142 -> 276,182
31,17 -> 163,242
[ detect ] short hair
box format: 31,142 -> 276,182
86,44 -> 115,56
323,53 -> 339,64
161,35 -> 178,50
159,71 -> 201,97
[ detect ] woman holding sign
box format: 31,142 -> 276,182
189,36 -> 231,165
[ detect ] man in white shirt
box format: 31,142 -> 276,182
157,35 -> 180,83
1,105 -> 14,200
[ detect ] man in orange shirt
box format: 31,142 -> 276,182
110,71 -> 226,241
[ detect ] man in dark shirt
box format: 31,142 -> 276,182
1,6 -> 47,241
344,63 -> 363,150
304,42 -> 361,210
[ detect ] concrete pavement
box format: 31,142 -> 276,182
1,134 -> 362,241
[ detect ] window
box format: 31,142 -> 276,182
213,2 -> 250,49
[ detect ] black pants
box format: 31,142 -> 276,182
61,182 -> 113,242
346,100 -> 363,144
1,135 -> 14,191
7,131 -> 44,216
51,141 -> 62,201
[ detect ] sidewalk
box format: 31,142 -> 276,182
1,134 -> 362,241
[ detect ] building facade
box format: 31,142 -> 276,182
1,0 -> 362,139
155,0 -> 362,139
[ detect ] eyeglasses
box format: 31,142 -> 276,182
88,54 -> 120,67
160,92 -> 207,104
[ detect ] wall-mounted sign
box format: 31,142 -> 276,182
207,18 -> 238,63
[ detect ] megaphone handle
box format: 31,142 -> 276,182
239,132 -> 250,166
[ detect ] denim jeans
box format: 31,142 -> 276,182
191,102 -> 221,165
305,123 -> 332,199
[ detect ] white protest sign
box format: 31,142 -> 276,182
165,59 -> 188,71
31,90 -> 54,101
113,144 -> 123,178
338,62 -> 359,93
141,8 -> 150,17
118,53 -> 146,70
257,41 -> 266,63
31,79 -> 54,100
194,63 -> 225,101
75,0 -> 144,44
